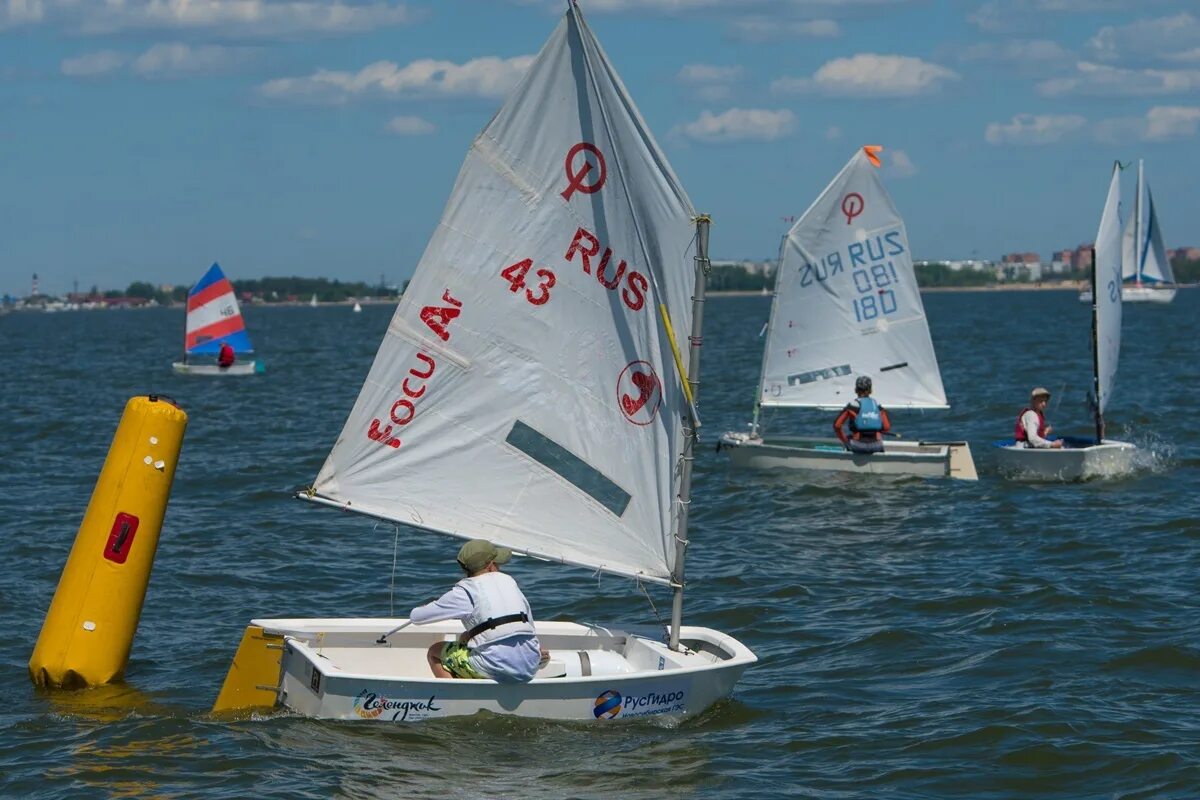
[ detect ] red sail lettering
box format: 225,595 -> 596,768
410,352 -> 435,380
367,419 -> 401,448
564,228 -> 600,275
596,249 -> 627,290
623,271 -> 648,311
420,305 -> 459,341
390,399 -> 416,426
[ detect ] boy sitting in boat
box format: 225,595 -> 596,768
410,539 -> 543,683
1014,387 -> 1063,449
217,341 -> 236,369
834,375 -> 890,454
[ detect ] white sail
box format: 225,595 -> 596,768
1120,212 -> 1137,281
758,147 -> 947,410
1092,163 -> 1123,415
1138,184 -> 1174,284
309,4 -> 698,584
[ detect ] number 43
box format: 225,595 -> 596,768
500,259 -> 556,306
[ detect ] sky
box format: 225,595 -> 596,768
1,0 -> 1198,297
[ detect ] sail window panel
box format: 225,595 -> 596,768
505,420 -> 631,517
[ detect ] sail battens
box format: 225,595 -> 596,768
311,4 -> 697,582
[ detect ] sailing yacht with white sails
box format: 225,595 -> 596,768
1080,159 -> 1176,304
719,147 -> 977,480
212,1 -> 754,723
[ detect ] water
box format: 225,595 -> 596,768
1,292 -> 1197,798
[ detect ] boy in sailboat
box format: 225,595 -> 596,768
410,539 -> 542,683
217,341 -> 236,369
834,376 -> 891,454
1014,387 -> 1063,449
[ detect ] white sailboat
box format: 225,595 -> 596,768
171,262 -> 261,376
997,162 -> 1136,480
1079,159 -> 1176,304
309,293 -> 319,308
352,301 -> 363,313
719,147 -> 977,480
215,1 -> 755,723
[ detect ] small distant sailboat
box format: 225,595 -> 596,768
352,301 -> 362,313
1079,159 -> 1176,304
998,162 -> 1136,480
719,146 -> 977,480
309,294 -> 319,308
172,263 -> 260,376
214,0 -> 754,723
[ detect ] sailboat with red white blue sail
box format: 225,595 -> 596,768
172,262 -> 262,375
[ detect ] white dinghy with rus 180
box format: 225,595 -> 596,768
211,2 -> 755,724
995,161 -> 1136,480
718,146 -> 977,481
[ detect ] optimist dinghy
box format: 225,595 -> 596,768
214,1 -> 755,723
996,162 -> 1136,480
1079,159 -> 1176,305
719,147 -> 976,481
171,263 -> 260,375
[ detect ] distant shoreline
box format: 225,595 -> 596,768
709,282 -> 1089,297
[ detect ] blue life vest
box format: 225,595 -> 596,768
855,397 -> 883,432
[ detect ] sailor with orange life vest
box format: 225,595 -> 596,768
1015,387 -> 1063,449
834,375 -> 891,454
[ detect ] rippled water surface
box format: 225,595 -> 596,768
1,291 -> 1197,799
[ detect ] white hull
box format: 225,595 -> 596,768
718,433 -> 977,480
172,360 -> 259,376
1078,286 -> 1176,304
257,618 -> 755,723
993,438 -> 1137,480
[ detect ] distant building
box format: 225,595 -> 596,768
1071,245 -> 1094,271
711,259 -> 777,278
914,259 -> 993,272
1169,246 -> 1200,261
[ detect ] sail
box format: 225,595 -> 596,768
309,4 -> 698,584
1092,163 -> 1123,415
184,263 -> 253,355
1120,213 -> 1136,281
758,147 -> 947,410
1138,185 -> 1174,283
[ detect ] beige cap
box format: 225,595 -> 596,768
1030,387 -> 1051,399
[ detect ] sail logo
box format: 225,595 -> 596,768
593,688 -> 687,719
561,142 -> 607,201
353,690 -> 442,722
617,361 -> 662,426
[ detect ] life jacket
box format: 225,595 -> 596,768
456,572 -> 536,648
853,397 -> 884,435
217,345 -> 235,367
1014,407 -> 1047,442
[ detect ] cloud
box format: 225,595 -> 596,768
726,17 -> 839,43
3,0 -> 414,38
674,108 -> 795,142
958,39 -> 1073,66
61,43 -> 254,79
133,44 -> 254,78
1095,105 -> 1200,142
968,0 -> 1148,34
60,51 -> 129,77
385,115 -> 435,135
1088,13 -> 1200,64
887,149 -> 917,178
985,113 -> 1087,144
258,55 -> 535,105
677,63 -> 743,101
773,54 -> 959,97
825,125 -> 841,140
1038,61 -> 1200,96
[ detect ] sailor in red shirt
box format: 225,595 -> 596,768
217,341 -> 236,369
1014,387 -> 1062,448
834,375 -> 891,454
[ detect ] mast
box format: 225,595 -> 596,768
669,214 -> 709,651
749,233 -> 788,437
1135,159 -> 1144,284
1089,245 -> 1104,443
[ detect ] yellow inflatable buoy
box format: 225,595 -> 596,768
29,395 -> 187,689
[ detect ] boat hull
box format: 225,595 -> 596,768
718,433 -> 977,480
1078,286 -> 1176,304
172,361 -> 260,376
992,438 -> 1137,480
255,618 -> 755,723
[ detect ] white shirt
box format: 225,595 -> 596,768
410,578 -> 541,682
1020,409 -> 1054,448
